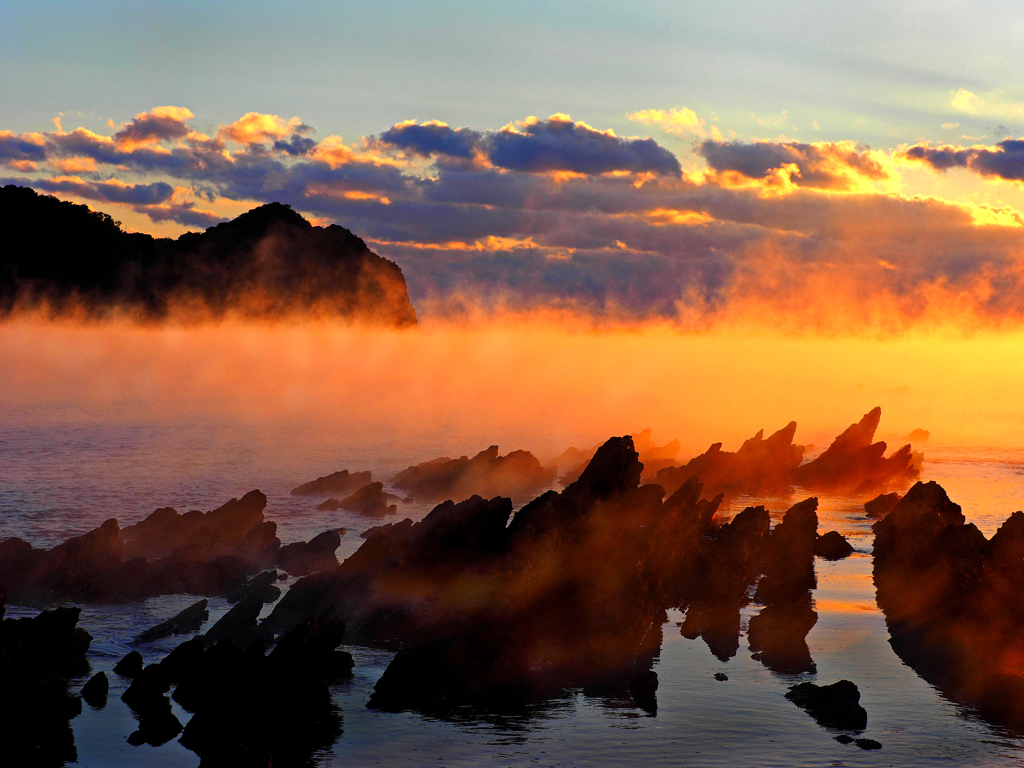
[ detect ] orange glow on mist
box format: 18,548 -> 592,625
3,317 -> 1024,452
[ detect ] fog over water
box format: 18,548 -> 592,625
3,318 -> 1024,766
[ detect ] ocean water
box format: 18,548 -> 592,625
3,410 -> 1024,767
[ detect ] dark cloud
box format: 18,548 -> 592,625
488,117 -> 681,176
7,176 -> 175,206
378,122 -> 482,159
138,201 -> 226,228
903,139 -> 1024,182
273,135 -> 317,156
0,132 -> 46,165
700,140 -> 891,189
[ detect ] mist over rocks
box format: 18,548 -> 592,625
872,481 -> 1024,729
0,490 -> 341,605
0,185 -> 417,325
392,445 -> 557,503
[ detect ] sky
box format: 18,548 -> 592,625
5,0 -> 1024,328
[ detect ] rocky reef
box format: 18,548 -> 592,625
0,491 -> 341,604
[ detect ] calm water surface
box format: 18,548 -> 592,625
2,409 -> 1024,767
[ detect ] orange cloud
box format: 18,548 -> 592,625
217,112 -> 304,146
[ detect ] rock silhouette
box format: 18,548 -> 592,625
136,599 -> 209,643
655,422 -> 805,496
392,446 -> 557,503
786,680 -> 867,731
291,469 -> 372,496
873,481 -> 1024,730
174,617 -> 349,766
0,185 -> 417,325
651,409 -> 922,498
0,490 -> 339,605
0,604 -> 92,765
796,408 -> 921,494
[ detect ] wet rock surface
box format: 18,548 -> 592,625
873,480 -> 1024,729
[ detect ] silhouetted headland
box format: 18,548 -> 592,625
0,185 -> 417,325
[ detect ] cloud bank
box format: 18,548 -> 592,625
4,106 -> 1024,330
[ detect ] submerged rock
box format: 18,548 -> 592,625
786,680 -> 867,731
137,599 -> 210,642
82,671 -> 108,708
814,531 -> 854,560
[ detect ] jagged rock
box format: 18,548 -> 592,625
558,430 -> 681,487
786,680 -> 867,731
175,617 -> 347,766
203,595 -> 267,649
137,599 -> 210,642
226,572 -> 281,604
81,671 -> 108,708
338,482 -> 389,511
796,408 -> 921,494
115,651 -> 144,678
0,606 -> 92,764
122,491 -> 269,561
872,480 -> 1024,729
748,601 -> 818,674
277,531 -> 341,576
815,531 -> 854,560
291,469 -> 372,496
655,422 -> 804,496
393,446 -> 556,503
864,492 -> 900,519
316,498 -> 342,511
757,498 -> 819,605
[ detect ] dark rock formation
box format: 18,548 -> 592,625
136,599 -> 209,642
203,595 -> 267,650
122,663 -> 181,746
226,571 -> 281,605
81,671 -> 108,708
748,600 -> 818,674
268,437 -> 724,714
333,482 -> 393,512
0,606 -> 92,765
815,531 -> 854,560
277,531 -> 342,576
393,445 -> 557,503
864,492 -> 901,519
796,408 -> 921,494
291,469 -> 372,496
175,617 -> 349,766
0,490 -> 331,604
557,429 -> 681,487
873,481 -> 1024,729
756,498 -> 819,605
654,422 -> 805,496
114,650 -> 143,678
786,680 -> 867,731
0,185 -> 417,326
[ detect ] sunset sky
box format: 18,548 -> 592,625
5,0 -> 1024,328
